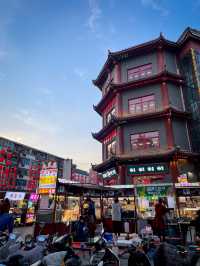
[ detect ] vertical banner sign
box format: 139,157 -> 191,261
39,161 -> 57,194
0,146 -> 17,190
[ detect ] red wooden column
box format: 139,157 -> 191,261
115,61 -> 122,117
161,82 -> 169,108
117,126 -> 124,154
165,115 -> 174,148
118,165 -> 126,185
114,62 -> 121,83
161,81 -> 173,148
170,159 -> 179,183
157,46 -> 165,72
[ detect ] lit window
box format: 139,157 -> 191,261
106,108 -> 116,124
106,140 -> 116,158
127,64 -> 152,81
128,95 -> 155,114
131,131 -> 159,150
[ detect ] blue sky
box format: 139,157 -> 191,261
0,0 -> 199,170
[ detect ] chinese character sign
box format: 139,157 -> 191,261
0,147 -> 17,190
39,161 -> 57,194
128,163 -> 168,175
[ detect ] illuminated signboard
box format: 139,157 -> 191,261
128,163 -> 168,175
177,174 -> 188,186
137,185 -> 171,197
5,192 -> 25,201
38,161 -> 57,194
29,193 -> 39,202
102,168 -> 117,179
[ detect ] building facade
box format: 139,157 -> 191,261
0,136 -> 71,195
92,28 -> 200,218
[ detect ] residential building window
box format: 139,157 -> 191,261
127,63 -> 152,81
106,140 -> 116,158
106,108 -> 116,124
128,95 -> 155,114
131,131 -> 159,150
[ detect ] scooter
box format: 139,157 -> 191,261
0,233 -> 23,261
90,235 -> 120,266
32,234 -> 82,266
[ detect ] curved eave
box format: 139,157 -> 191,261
92,108 -> 191,142
178,27 -> 200,46
112,36 -> 177,60
93,156 -> 117,172
93,148 -> 200,172
93,36 -> 178,90
93,148 -> 176,172
92,119 -> 117,142
94,87 -> 115,115
119,108 -> 191,122
95,71 -> 184,115
113,71 -> 184,91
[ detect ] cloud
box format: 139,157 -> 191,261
87,0 -> 102,32
13,108 -> 59,134
141,0 -> 169,16
74,67 -> 88,80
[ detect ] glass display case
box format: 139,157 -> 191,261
102,196 -> 136,219
62,196 -> 80,222
176,187 -> 200,220
178,196 -> 200,219
92,198 -> 101,219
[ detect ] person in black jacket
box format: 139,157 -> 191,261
192,210 -> 200,239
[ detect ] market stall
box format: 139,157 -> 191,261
56,181 -> 110,223
175,182 -> 200,220
102,185 -> 137,233
136,183 -> 176,219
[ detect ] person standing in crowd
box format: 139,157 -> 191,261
112,196 -> 122,238
21,201 -> 28,225
191,209 -> 200,240
154,198 -> 167,241
0,201 -> 14,233
73,216 -> 88,242
87,196 -> 96,222
85,196 -> 96,238
2,198 -> 10,213
56,200 -> 63,222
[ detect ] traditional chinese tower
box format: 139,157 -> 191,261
92,28 -> 200,187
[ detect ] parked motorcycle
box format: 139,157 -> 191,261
89,235 -> 120,266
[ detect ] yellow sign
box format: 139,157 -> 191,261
39,163 -> 57,194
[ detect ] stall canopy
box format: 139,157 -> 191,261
57,180 -> 117,197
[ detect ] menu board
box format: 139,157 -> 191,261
137,185 -> 172,198
39,162 -> 57,194
176,188 -> 200,197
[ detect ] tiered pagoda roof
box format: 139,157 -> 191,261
93,28 -> 200,90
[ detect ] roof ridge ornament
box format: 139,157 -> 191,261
160,32 -> 164,39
